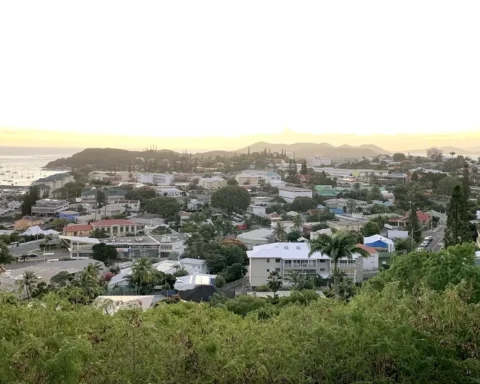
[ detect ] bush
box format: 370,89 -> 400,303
254,285 -> 271,292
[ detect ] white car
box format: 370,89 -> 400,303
424,236 -> 433,242
420,241 -> 428,247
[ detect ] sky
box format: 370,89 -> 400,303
1,1 -> 480,150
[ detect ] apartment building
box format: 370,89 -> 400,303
32,173 -> 75,197
198,176 -> 227,190
88,171 -> 135,183
31,199 -> 70,216
136,173 -> 174,185
278,186 -> 313,203
153,186 -> 183,197
90,219 -> 140,235
247,242 -> 364,287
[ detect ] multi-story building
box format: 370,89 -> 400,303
198,176 -> 227,190
235,170 -> 282,186
136,173 -> 174,185
247,242 -> 364,287
90,219 -> 140,236
60,234 -> 185,259
153,186 -> 183,197
88,171 -> 135,183
31,199 -> 70,216
32,173 -> 75,197
278,186 -> 312,203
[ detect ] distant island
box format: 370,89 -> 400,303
44,142 -> 390,170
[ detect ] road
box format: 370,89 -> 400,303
424,225 -> 445,252
5,250 -> 71,270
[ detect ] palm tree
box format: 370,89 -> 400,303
267,271 -> 282,295
292,215 -> 304,232
308,234 -> 369,299
128,257 -> 158,294
18,270 -> 38,299
450,151 -> 456,159
273,222 -> 287,242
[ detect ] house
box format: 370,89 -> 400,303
278,186 -> 312,203
88,171 -> 134,182
80,188 -> 128,204
13,216 -> 45,231
32,173 -> 75,197
237,228 -> 274,250
386,229 -> 409,240
363,234 -> 395,253
355,244 -> 379,275
90,219 -> 139,235
286,211 -> 300,217
187,199 -> 202,211
388,210 -> 431,228
136,173 -> 174,185
198,177 -> 227,190
247,242 -> 364,287
174,274 -> 217,291
154,186 -> 183,197
179,211 -> 192,221
235,170 -> 282,186
247,205 -> 267,217
63,224 -> 93,237
267,212 -> 281,221
327,220 -> 366,232
180,258 -> 208,275
310,228 -> 333,240
31,199 -> 69,217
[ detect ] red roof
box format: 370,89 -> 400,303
356,244 -> 378,255
63,224 -> 93,232
388,210 -> 430,223
91,219 -> 135,226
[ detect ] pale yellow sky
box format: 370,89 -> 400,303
1,1 -> 480,149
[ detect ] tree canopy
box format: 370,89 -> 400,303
211,185 -> 251,214
290,196 -> 317,213
144,197 -> 182,218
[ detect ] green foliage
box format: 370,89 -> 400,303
144,197 -> 182,218
21,186 -> 40,215
286,230 -> 301,242
92,243 -> 118,266
90,228 -> 109,238
214,275 -> 226,288
266,271 -> 282,294
290,196 -> 317,213
124,187 -> 156,204
445,185 -> 471,247
211,185 -> 251,214
272,221 -> 287,241
407,209 -> 422,243
0,240 -> 15,264
363,220 -> 381,237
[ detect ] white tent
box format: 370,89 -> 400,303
21,226 -> 59,237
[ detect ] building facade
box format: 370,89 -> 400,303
32,173 -> 75,197
247,242 -> 363,287
31,199 -> 70,216
136,173 -> 174,185
278,186 -> 313,203
198,177 -> 227,190
90,219 -> 140,235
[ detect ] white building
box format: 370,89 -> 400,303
247,242 -> 364,287
179,258 -> 208,275
32,173 -> 75,197
187,199 -> 202,211
31,199 -> 70,216
80,200 -> 141,217
247,205 -> 267,217
278,186 -> 312,203
154,186 -> 183,197
237,228 -> 274,250
198,177 -> 227,190
235,170 -> 282,186
88,171 -> 135,182
136,173 -> 174,186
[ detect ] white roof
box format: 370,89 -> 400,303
59,235 -> 101,244
286,211 -> 300,216
363,234 -> 394,245
247,242 -> 361,261
180,258 -> 206,266
237,228 -> 273,241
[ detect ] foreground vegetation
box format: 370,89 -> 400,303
0,244 -> 479,383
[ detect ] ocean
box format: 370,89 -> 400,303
0,147 -> 82,187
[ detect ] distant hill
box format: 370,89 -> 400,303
235,142 -> 389,158
407,146 -> 479,155
45,141 -> 391,170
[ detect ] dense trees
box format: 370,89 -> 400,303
444,185 -> 471,247
290,196 -> 316,212
407,208 -> 421,243
144,197 -> 182,218
211,185 -> 251,214
362,221 -> 381,236
92,243 -> 118,266
21,185 -> 40,215
0,241 -> 15,264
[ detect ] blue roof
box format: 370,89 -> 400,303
364,240 -> 388,248
330,208 -> 344,215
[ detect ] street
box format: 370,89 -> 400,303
424,225 -> 445,252
5,250 -> 71,270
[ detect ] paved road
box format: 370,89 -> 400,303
5,250 -> 71,270
424,225 -> 445,252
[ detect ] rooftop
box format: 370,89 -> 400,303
34,199 -> 69,206
279,186 -> 312,192
63,224 -> 93,232
237,228 -> 274,241
247,242 -> 361,260
91,219 -> 135,226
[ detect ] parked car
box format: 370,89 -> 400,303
420,241 -> 428,247
424,236 -> 433,242
27,253 -> 38,258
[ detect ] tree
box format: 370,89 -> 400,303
18,270 -> 38,299
273,222 -> 287,242
90,228 -> 109,238
21,186 -> 40,215
267,271 -> 282,295
92,243 -> 118,266
227,178 -> 238,185
290,197 -> 316,213
407,209 -> 422,244
222,263 -> 247,282
287,230 -> 301,242
309,234 -> 369,299
127,257 -> 159,294
462,163 -> 470,200
292,214 -> 304,231
144,197 -> 181,218
214,275 -> 226,288
300,160 -> 308,175
444,185 -> 471,247
437,176 -> 460,195
367,185 -> 382,201
211,185 -> 251,214
363,221 -> 381,237
0,241 -> 15,264
392,153 -> 406,162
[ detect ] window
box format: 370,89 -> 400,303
266,269 -> 270,272
296,246 -> 301,250
284,246 -> 289,250
275,268 -> 280,272
319,260 -> 326,263
275,258 -> 281,263
320,268 -> 326,272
